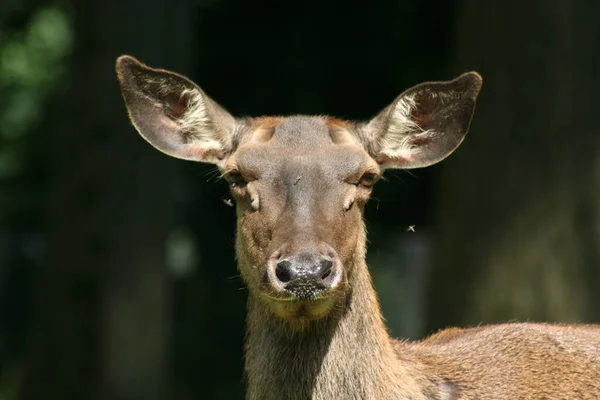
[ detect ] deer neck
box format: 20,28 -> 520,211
243,242 -> 427,400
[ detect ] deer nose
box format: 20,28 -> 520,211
269,251 -> 340,299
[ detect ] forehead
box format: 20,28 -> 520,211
230,116 -> 374,177
271,116 -> 346,147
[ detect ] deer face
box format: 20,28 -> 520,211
116,56 -> 481,323
226,116 -> 379,320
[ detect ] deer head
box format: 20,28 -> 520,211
116,56 -> 481,326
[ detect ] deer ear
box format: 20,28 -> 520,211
363,72 -> 482,170
115,55 -> 238,165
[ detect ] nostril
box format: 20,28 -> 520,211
318,259 -> 333,280
276,268 -> 291,283
275,260 -> 292,283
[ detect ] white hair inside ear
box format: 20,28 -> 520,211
378,93 -> 437,165
178,88 -> 227,155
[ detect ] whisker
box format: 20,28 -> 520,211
402,169 -> 417,179
206,168 -> 224,183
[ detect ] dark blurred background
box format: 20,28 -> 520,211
1,0 -> 599,399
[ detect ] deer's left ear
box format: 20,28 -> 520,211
362,72 -> 482,170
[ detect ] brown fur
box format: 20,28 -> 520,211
243,212 -> 600,400
114,56 -> 600,399
324,116 -> 352,129
251,116 -> 283,129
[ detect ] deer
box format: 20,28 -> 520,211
115,55 -> 600,400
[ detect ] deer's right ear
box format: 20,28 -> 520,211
115,55 -> 238,165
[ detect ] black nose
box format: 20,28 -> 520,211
273,252 -> 336,298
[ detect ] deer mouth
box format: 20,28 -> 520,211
259,280 -> 341,321
261,289 -> 333,302
266,295 -> 337,321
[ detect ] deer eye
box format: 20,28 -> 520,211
224,171 -> 247,188
358,172 -> 379,188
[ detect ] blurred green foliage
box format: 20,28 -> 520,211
0,5 -> 71,178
